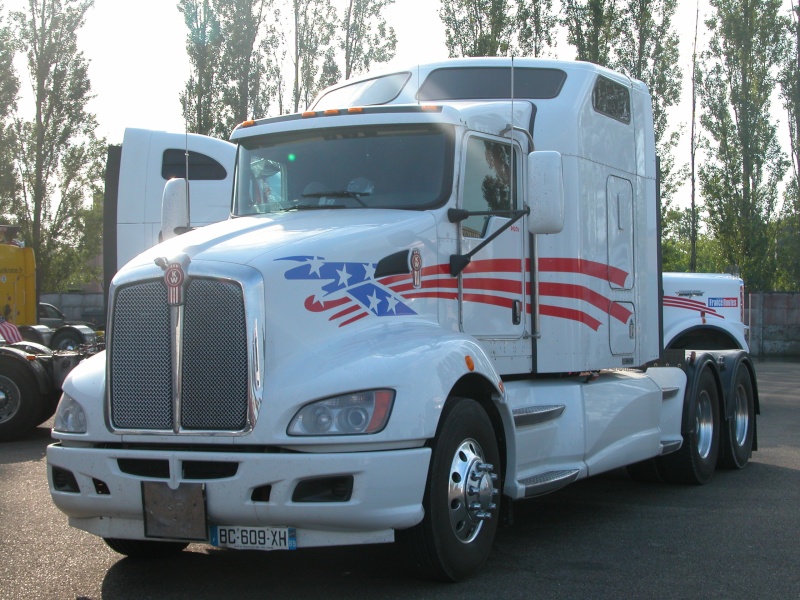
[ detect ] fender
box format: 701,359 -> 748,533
663,321 -> 747,352
709,350 -> 760,451
0,346 -> 54,397
52,324 -> 97,346
266,320 -> 504,445
678,351 -> 722,437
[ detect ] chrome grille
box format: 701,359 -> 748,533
181,279 -> 248,430
110,277 -> 249,432
110,281 -> 172,429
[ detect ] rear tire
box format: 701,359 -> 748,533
103,538 -> 188,558
659,368 -> 720,485
0,359 -> 44,442
719,365 -> 755,469
398,398 -> 501,582
50,329 -> 84,350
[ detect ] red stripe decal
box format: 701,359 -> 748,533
540,304 -> 602,331
339,312 -> 368,327
539,258 -> 628,288
304,295 -> 350,312
540,282 -> 631,324
330,304 -> 360,321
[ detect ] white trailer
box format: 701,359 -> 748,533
48,59 -> 758,581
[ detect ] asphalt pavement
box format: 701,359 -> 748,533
1,359 -> 798,599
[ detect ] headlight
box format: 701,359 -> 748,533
53,393 -> 87,434
288,390 -> 395,436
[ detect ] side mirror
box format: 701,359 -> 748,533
526,151 -> 564,234
160,178 -> 190,242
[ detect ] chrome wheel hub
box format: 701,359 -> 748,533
695,389 -> 714,459
447,438 -> 498,543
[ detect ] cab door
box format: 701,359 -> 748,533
457,134 -> 528,362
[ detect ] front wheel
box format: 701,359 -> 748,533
399,397 -> 501,581
103,538 -> 188,558
659,367 -> 720,485
719,365 -> 755,469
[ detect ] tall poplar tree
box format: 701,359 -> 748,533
698,0 -> 788,290
515,0 -> 557,57
439,0 -> 513,57
11,0 -> 105,293
341,0 -> 396,80
179,0 -> 223,136
776,0 -> 800,289
292,0 -> 337,112
0,6 -> 19,216
562,0 -> 621,66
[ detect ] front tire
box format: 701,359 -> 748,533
103,538 -> 188,558
719,365 -> 755,469
399,398 -> 501,581
659,367 -> 720,485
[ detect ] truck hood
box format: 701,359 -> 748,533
125,209 -> 436,270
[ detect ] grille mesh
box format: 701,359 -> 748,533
110,277 -> 249,432
110,282 -> 172,429
181,279 -> 248,430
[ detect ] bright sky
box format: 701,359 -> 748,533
75,0 -> 449,144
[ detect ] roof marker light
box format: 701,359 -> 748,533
347,107 -> 364,114
301,111 -> 317,118
323,109 -> 341,116
241,119 -> 256,128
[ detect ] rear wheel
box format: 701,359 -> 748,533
103,538 -> 188,558
50,329 -> 84,350
0,359 -> 43,442
659,368 -> 720,485
719,365 -> 755,469
399,398 -> 501,581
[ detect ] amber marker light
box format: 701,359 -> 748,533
240,120 -> 256,128
323,109 -> 341,116
347,107 -> 364,114
301,111 -> 317,118
465,355 -> 475,371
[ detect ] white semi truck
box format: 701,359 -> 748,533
47,58 -> 757,581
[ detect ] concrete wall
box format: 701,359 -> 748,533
746,293 -> 800,357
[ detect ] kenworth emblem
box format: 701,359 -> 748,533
155,256 -> 189,306
411,249 -> 422,289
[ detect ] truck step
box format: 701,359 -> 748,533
512,405 -> 565,427
520,469 -> 581,497
661,387 -> 681,400
660,440 -> 682,455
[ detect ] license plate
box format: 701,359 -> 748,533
209,525 -> 297,551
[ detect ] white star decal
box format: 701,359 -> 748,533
363,263 -> 376,280
386,295 -> 400,314
367,291 -> 382,313
337,265 -> 351,287
307,256 -> 325,277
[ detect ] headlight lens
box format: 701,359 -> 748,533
288,390 -> 395,436
53,393 -> 87,434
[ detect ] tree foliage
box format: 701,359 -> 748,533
0,7 -> 19,217
698,0 -> 788,291
439,0 -> 513,57
341,0 -> 396,80
515,0 -> 557,57
562,0 -> 621,65
775,0 -> 800,290
8,0 -> 105,293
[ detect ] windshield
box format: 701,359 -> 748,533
233,123 -> 454,216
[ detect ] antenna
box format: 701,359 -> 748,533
184,119 -> 191,224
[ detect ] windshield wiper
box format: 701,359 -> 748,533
302,190 -> 369,207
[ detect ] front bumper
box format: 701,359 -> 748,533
47,444 -> 431,548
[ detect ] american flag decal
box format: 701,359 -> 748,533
279,256 -> 417,327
